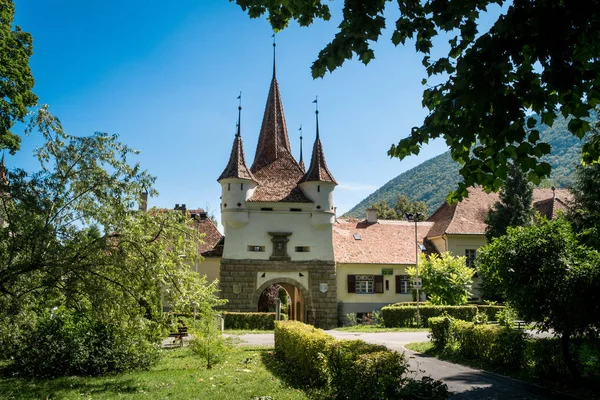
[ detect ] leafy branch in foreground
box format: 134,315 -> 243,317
234,0 -> 600,201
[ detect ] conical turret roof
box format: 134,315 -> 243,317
218,105 -> 256,182
299,108 -> 336,184
246,42 -> 310,203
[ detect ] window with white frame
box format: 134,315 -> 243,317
396,275 -> 411,294
355,275 -> 374,294
465,249 -> 476,268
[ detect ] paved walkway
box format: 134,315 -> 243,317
233,330 -> 574,400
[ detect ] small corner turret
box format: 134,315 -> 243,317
298,97 -> 337,228
218,95 -> 257,228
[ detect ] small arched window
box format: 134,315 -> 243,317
317,185 -> 321,192
228,183 -> 231,191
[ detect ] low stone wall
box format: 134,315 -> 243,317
220,258 -> 338,329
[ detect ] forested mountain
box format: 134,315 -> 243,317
344,116 -> 585,218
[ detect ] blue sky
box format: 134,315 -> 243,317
8,1 -> 503,221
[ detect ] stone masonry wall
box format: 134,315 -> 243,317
220,259 -> 338,329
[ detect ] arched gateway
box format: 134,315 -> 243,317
217,43 -> 338,329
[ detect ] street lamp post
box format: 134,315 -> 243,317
406,212 -> 423,326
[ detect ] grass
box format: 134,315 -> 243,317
0,346 -> 309,400
405,341 -> 600,400
333,325 -> 428,333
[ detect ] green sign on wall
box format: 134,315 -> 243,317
382,268 -> 393,275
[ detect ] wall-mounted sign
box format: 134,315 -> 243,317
412,278 -> 422,288
382,268 -> 393,275
232,283 -> 242,294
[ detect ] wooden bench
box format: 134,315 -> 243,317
168,326 -> 188,346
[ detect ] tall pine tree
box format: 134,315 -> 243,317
485,162 -> 534,241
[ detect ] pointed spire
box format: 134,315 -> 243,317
251,39 -> 294,172
299,98 -> 337,184
218,96 -> 257,182
272,33 -> 276,78
298,125 -> 305,172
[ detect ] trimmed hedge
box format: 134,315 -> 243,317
223,312 -> 287,330
429,317 -> 527,369
475,305 -> 505,321
382,305 -> 478,327
275,321 -> 448,399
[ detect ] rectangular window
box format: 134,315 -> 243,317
465,249 -> 476,268
260,208 -> 273,211
295,246 -> 310,252
247,245 -> 265,252
355,275 -> 374,294
395,275 -> 411,294
290,208 -> 302,212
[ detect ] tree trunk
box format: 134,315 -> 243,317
561,331 -> 579,378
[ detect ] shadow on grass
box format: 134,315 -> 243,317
0,376 -> 145,399
259,351 -> 330,400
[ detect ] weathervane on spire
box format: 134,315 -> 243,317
272,33 -> 277,77
313,96 -> 320,139
236,92 -> 242,137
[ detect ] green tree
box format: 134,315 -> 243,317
393,194 -> 427,221
371,199 -> 398,220
407,253 -> 474,305
234,0 -> 600,201
485,162 -> 534,241
477,218 -> 600,376
568,125 -> 600,250
0,0 -> 38,154
0,106 -> 217,375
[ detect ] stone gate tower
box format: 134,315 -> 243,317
217,44 -> 338,329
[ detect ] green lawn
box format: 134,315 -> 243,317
333,325 -> 428,333
0,347 -> 309,400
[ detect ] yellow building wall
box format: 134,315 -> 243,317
441,234 -> 488,300
336,263 -> 414,306
193,257 -> 221,284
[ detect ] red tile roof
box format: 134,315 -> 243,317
333,218 -> 434,264
427,187 -> 572,236
248,154 -> 312,202
194,217 -> 223,255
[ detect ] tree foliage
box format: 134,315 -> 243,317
407,253 -> 474,305
477,218 -> 600,375
371,194 -> 427,220
485,162 -> 534,241
234,0 -> 600,201
0,106 -> 218,375
0,0 -> 38,154
568,125 -> 600,250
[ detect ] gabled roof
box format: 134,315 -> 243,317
333,218 -> 434,264
426,187 -> 572,237
193,215 -> 223,256
218,134 -> 256,182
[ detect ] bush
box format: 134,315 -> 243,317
527,338 -> 571,378
430,319 -> 528,369
428,316 -> 453,349
275,321 -> 448,399
476,305 -> 505,321
274,320 -> 334,386
382,305 -> 478,327
8,308 -> 160,378
223,312 -> 287,330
